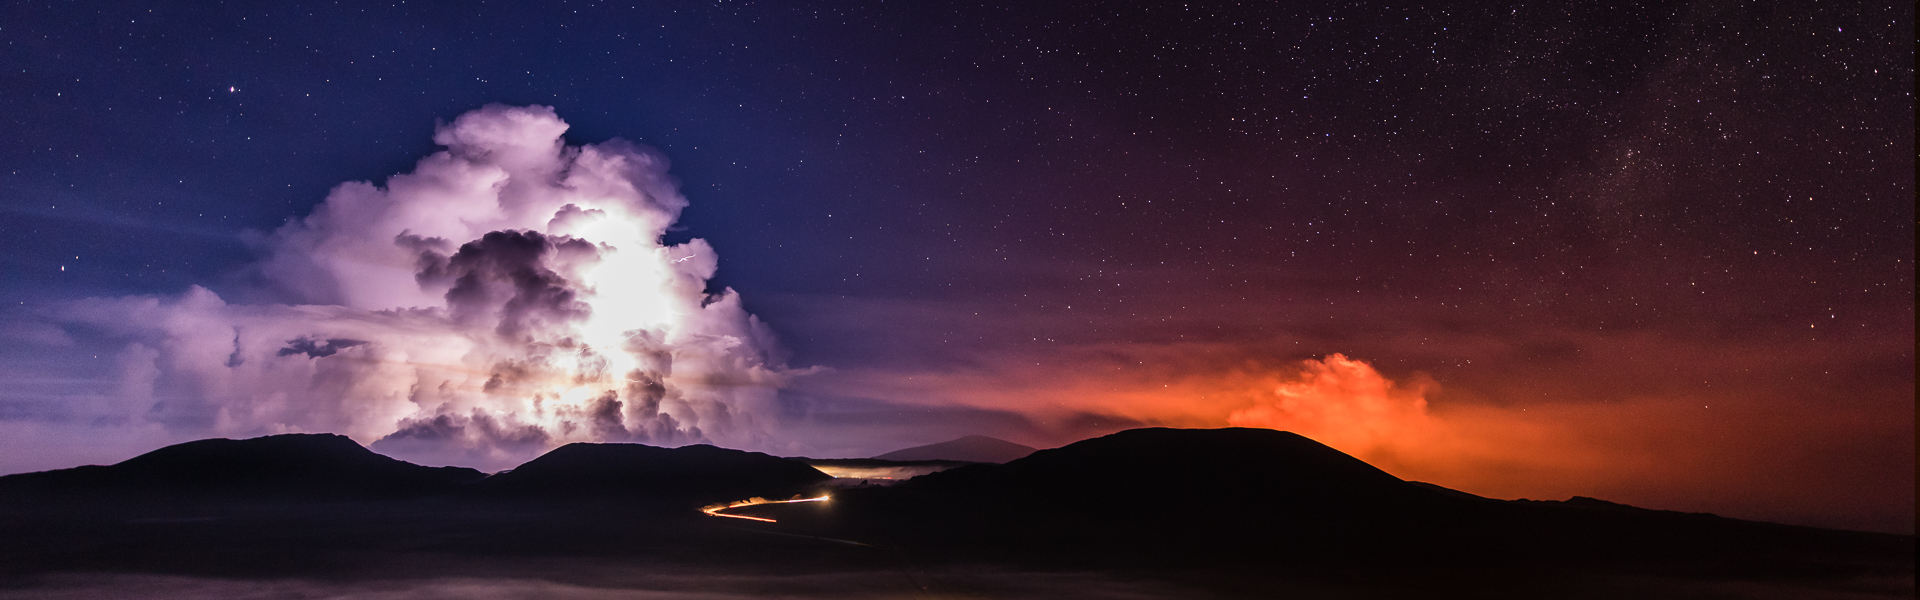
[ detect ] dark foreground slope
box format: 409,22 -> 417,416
0,428 -> 1909,599
757,428 -> 1914,596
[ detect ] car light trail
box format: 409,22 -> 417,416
701,495 -> 830,523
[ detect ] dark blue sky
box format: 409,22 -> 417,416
1,1 -> 1912,532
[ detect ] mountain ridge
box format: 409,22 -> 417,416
872,434 -> 1037,463
0,433 -> 484,501
0,427 -> 1907,598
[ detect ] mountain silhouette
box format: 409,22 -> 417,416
813,427 -> 1912,576
872,434 -> 1036,463
833,427 -> 1448,558
901,427 -> 1417,503
0,433 -> 483,501
0,428 -> 1907,598
474,442 -> 831,506
0,428 -> 1896,596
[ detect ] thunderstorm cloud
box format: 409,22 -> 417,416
34,105 -> 798,470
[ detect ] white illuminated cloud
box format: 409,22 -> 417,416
51,105 -> 798,470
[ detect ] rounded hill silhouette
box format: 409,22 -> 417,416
0,433 -> 483,501
475,443 -> 831,506
831,427 -> 1464,566
901,427 -> 1430,511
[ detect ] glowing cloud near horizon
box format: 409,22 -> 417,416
1226,353 -> 1434,457
56,105 -> 798,469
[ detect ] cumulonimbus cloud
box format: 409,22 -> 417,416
48,105 -> 798,470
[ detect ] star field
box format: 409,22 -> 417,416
0,0 -> 1910,532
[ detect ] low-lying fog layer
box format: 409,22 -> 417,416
811,465 -> 955,482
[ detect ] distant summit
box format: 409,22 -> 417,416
0,433 -> 484,500
873,435 -> 1037,463
476,443 -> 831,506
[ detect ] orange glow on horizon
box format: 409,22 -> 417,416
1225,353 -> 1433,456
800,348 -> 1913,533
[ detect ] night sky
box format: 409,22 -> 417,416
1,1 -> 1911,533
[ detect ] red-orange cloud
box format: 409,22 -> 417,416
1225,353 -> 1434,459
